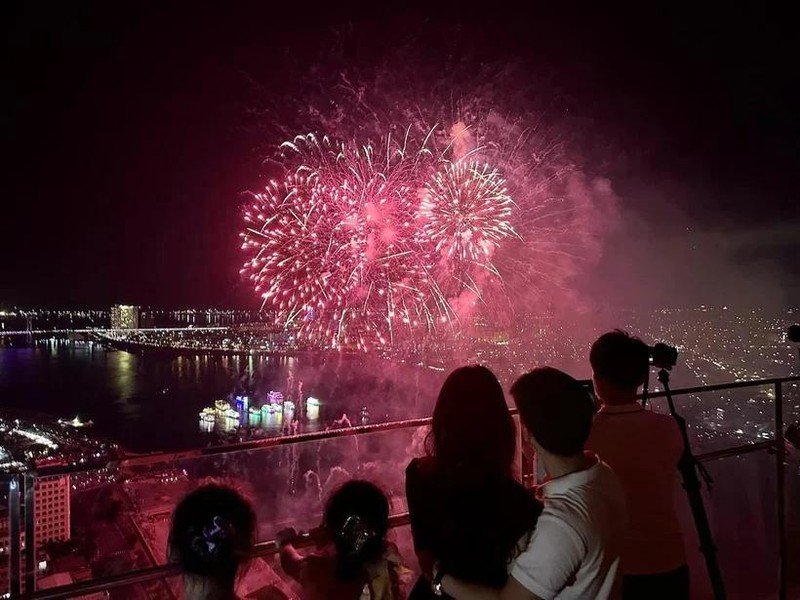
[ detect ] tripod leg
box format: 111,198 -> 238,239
660,370 -> 727,600
679,457 -> 727,600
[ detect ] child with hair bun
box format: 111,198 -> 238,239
169,483 -> 256,600
278,480 -> 411,599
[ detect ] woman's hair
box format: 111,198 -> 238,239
426,365 -> 516,481
169,483 -> 256,586
323,480 -> 390,581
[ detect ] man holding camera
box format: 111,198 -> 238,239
586,331 -> 689,599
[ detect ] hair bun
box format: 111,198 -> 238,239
191,515 -> 235,560
339,515 -> 376,557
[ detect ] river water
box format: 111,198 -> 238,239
0,340 -> 444,452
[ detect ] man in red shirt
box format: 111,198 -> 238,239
586,331 -> 689,600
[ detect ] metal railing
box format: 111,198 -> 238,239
4,375 -> 799,600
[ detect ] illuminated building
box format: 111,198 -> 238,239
199,408 -> 216,433
0,474 -> 71,592
110,305 -> 139,329
33,475 -> 71,544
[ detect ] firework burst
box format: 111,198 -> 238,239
419,160 -> 516,292
240,133 -> 456,350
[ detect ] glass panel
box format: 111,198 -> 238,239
79,528 -> 422,600
41,422 -> 431,589
645,382 -> 778,455
67,574 -> 181,600
787,446 -> 800,595
683,451 -> 782,599
785,379 -> 800,425
21,381 -> 798,599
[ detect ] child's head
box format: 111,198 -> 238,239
323,480 -> 389,579
169,483 -> 256,589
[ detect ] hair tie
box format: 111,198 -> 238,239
193,516 -> 234,558
339,515 -> 376,556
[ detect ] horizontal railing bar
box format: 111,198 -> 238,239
23,513 -> 411,600
696,440 -> 777,462
33,417 -> 440,477
642,375 -> 800,399
26,375 -> 800,477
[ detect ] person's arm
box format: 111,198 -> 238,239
441,515 -> 582,600
276,527 -> 303,580
279,543 -> 304,580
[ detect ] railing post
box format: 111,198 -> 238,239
774,382 -> 786,600
9,475 -> 21,598
24,473 -> 37,594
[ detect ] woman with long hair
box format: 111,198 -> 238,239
405,365 -> 542,598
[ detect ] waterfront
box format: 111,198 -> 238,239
1,307 -> 799,456
0,341 -> 443,453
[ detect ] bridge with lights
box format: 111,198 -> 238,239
0,326 -> 229,336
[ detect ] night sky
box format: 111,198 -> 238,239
4,3 -> 799,309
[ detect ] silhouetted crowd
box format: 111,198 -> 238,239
167,331 -> 688,600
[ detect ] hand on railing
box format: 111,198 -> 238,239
276,525 -> 327,548
275,527 -> 298,547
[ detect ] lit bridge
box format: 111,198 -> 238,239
0,327 -> 229,336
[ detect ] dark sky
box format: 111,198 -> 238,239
3,2 -> 799,309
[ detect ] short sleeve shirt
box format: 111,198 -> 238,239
586,404 -> 685,574
510,459 -> 626,600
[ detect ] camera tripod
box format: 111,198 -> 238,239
652,367 -> 727,600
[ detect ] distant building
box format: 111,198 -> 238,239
110,305 -> 139,329
0,474 -> 72,552
34,475 -> 71,544
0,474 -> 71,592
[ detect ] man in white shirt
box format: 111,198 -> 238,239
586,330 -> 688,599
436,367 -> 627,600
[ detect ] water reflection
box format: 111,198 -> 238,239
110,348 -> 137,397
0,341 -> 444,452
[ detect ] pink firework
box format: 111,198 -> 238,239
240,133 -> 450,350
420,160 -> 515,264
418,160 -> 516,305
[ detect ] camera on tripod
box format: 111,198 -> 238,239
649,342 -> 678,370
